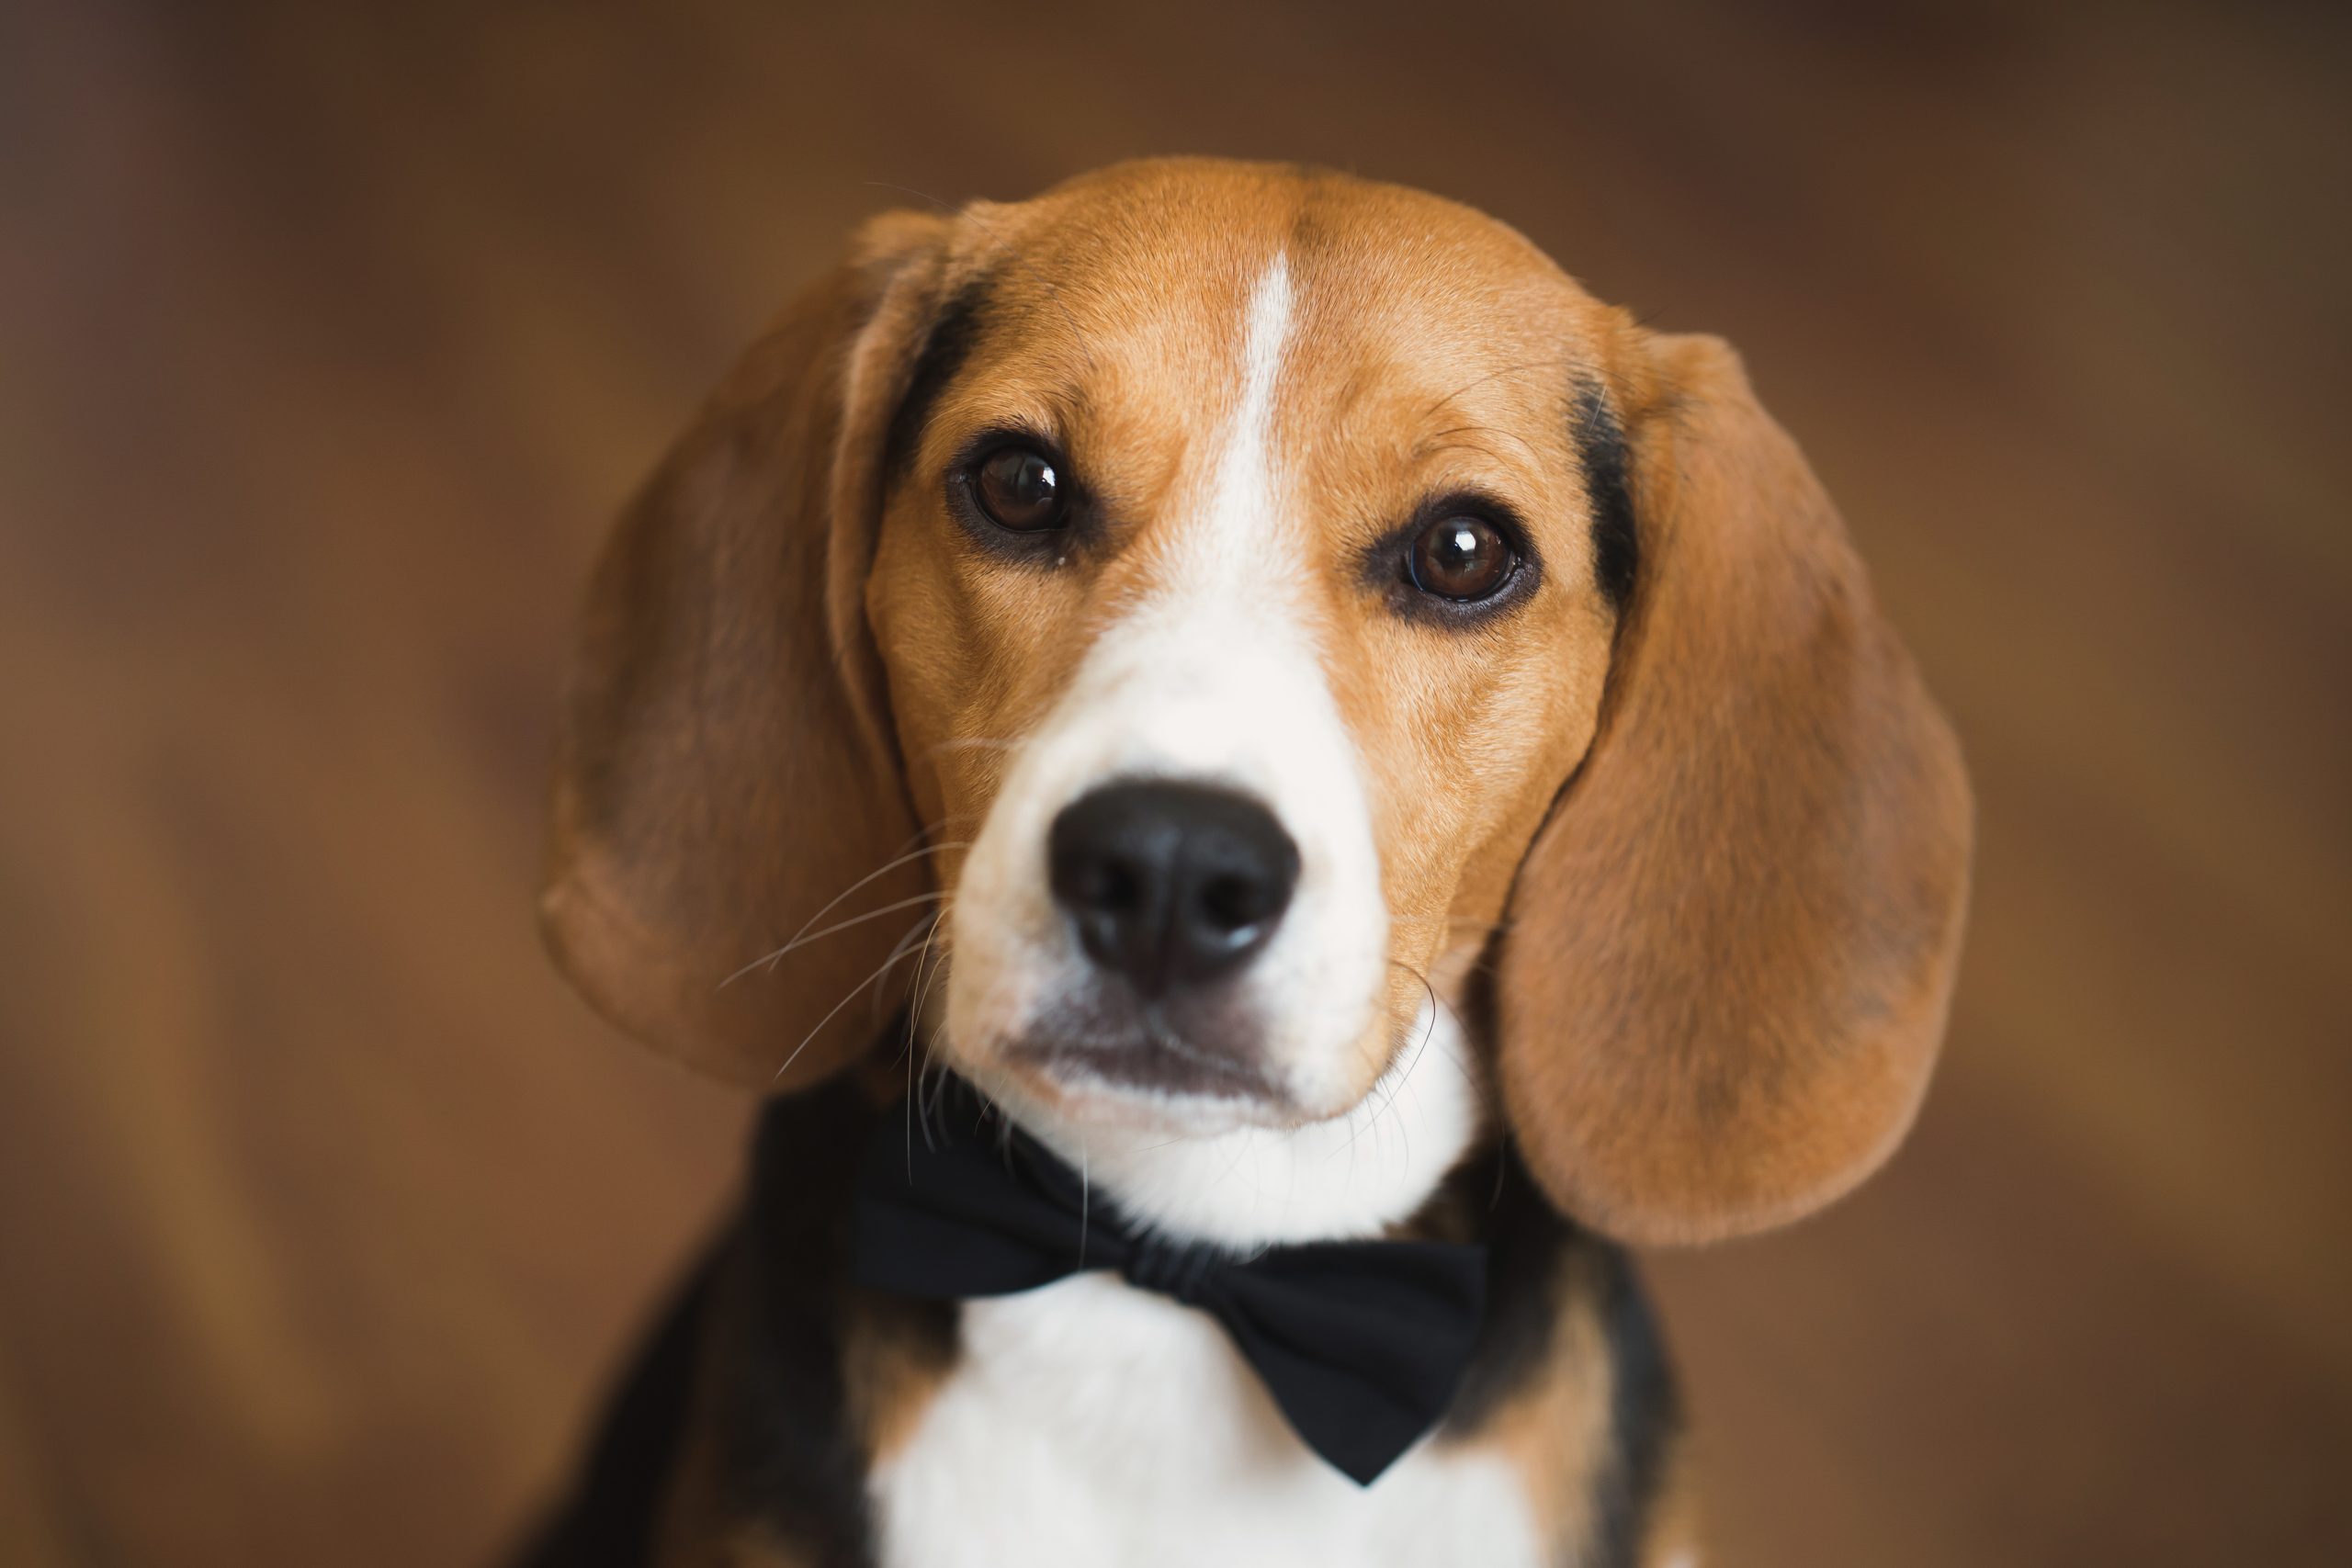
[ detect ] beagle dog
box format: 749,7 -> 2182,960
522,158 -> 1973,1568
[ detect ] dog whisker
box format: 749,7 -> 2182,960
1330,976 -> 1441,1163
1418,355 -> 1580,421
870,912 -> 948,1029
902,907 -> 955,1152
885,814 -> 983,863
764,839 -> 971,965
769,940 -> 933,1085
722,892 -> 951,987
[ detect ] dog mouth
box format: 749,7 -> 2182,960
1009,1032 -> 1277,1103
994,988 -> 1290,1114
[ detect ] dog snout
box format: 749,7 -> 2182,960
1047,782 -> 1301,998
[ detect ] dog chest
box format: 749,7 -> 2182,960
866,1273 -> 1544,1568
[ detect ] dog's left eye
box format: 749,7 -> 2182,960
972,444 -> 1066,532
1407,515 -> 1516,601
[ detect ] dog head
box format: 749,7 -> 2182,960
542,159 -> 1972,1245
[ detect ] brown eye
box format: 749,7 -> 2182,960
973,444 -> 1064,532
1408,515 -> 1515,601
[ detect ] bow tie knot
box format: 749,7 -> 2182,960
851,1077 -> 1490,1485
1118,1233 -> 1225,1303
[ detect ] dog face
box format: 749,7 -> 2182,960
542,160 -> 1972,1244
870,169 -> 1625,1135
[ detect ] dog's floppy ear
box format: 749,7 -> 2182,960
1496,331 -> 1973,1246
540,212 -> 956,1089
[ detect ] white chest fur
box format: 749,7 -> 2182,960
868,1277 -> 1543,1568
868,1007 -> 1546,1567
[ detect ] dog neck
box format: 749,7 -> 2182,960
967,999 -> 1493,1252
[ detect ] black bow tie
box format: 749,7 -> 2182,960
850,1079 -> 1489,1485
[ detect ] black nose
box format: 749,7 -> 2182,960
1047,782 -> 1301,998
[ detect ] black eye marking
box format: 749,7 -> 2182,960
1571,380 -> 1637,609
970,443 -> 1065,532
882,276 -> 993,479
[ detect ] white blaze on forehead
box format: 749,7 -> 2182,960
1207,251 -> 1295,558
945,249 -> 1394,1146
1061,253 -> 1318,769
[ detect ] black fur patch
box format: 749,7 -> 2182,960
715,1082 -> 927,1566
1571,381 -> 1638,609
1435,1141 -> 1680,1568
523,1070 -> 1672,1566
881,278 -> 992,479
1588,1247 -> 1680,1568
504,1239 -> 724,1568
511,1082 -> 943,1568
1441,1142 -> 1577,1434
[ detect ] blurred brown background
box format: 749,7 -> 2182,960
3,0 -> 2347,1562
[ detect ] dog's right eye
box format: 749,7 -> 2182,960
972,445 -> 1066,532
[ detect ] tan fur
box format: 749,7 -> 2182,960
1641,1437 -> 1705,1568
706,1528 -> 813,1568
542,157 -> 1971,1561
540,212 -> 956,1088
1453,1249 -> 1618,1551
839,1293 -> 957,1467
865,164 -> 1631,1111
1496,332 -> 1973,1244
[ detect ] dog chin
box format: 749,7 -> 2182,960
994,1064 -> 1301,1138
